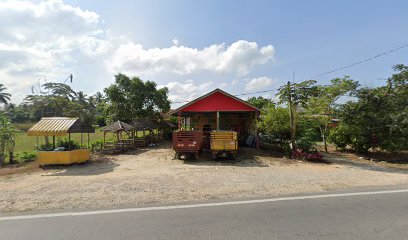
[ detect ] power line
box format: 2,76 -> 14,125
170,42 -> 408,104
302,42 -> 408,80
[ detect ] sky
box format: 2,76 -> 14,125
1,0 -> 407,107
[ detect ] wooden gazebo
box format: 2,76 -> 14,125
132,118 -> 162,144
102,121 -> 135,150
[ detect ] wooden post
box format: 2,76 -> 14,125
81,132 -> 83,146
87,132 -> 90,148
216,111 -> 220,130
178,111 -> 181,130
52,136 -> 55,149
68,133 -> 71,151
103,131 -> 106,149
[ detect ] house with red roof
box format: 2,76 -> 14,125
171,89 -> 260,148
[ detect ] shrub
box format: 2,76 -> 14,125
328,124 -> 351,150
90,139 -> 104,151
18,151 -> 37,162
38,143 -> 53,151
95,115 -> 106,127
292,149 -> 323,162
328,123 -> 371,153
57,139 -> 80,150
296,136 -> 315,153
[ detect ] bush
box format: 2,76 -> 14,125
296,137 -> 315,152
328,123 -> 371,153
57,139 -> 80,150
38,143 -> 53,151
328,124 -> 351,150
292,149 -> 323,162
18,151 -> 37,162
95,115 -> 106,127
90,139 -> 104,151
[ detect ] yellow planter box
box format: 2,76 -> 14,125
37,149 -> 90,166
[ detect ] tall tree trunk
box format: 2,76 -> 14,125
320,125 -> 328,152
8,151 -> 14,165
0,143 -> 5,167
8,140 -> 15,165
323,123 -> 328,152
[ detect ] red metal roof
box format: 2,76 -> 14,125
172,89 -> 260,113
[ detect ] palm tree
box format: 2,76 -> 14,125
94,92 -> 104,104
0,84 -> 11,105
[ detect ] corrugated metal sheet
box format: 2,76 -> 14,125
171,89 -> 260,114
27,117 -> 78,136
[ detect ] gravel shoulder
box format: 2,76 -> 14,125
1,142 -> 407,213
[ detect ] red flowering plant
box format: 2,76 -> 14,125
291,148 -> 323,162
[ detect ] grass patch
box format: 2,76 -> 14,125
13,127 -> 156,154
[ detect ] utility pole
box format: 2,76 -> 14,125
287,81 -> 296,150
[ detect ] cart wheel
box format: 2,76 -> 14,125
211,152 -> 217,160
194,152 -> 200,160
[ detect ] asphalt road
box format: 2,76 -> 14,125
1,188 -> 407,240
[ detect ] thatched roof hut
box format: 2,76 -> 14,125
160,120 -> 177,129
132,118 -> 158,131
102,121 -> 134,133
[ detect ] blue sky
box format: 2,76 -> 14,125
1,0 -> 408,106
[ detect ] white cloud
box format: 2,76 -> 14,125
158,79 -> 213,106
218,82 -> 228,89
172,38 -> 180,46
108,40 -> 274,77
0,0 -> 277,105
0,0 -> 111,102
245,77 -> 275,92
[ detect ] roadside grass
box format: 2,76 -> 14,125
316,143 -> 408,170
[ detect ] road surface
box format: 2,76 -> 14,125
1,187 -> 407,240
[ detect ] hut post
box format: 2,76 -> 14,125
103,131 -> 106,149
36,136 -> 39,151
68,132 -> 71,150
216,111 -> 220,130
132,130 -> 135,146
87,132 -> 90,148
52,135 -> 55,149
142,128 -> 146,146
178,111 -> 181,130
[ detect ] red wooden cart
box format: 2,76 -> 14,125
173,130 -> 204,160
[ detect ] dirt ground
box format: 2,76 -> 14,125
1,142 -> 407,213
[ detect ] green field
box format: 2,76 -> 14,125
14,129 -> 105,153
14,127 -> 154,154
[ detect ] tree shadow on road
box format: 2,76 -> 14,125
323,153 -> 408,175
180,148 -> 278,168
42,156 -> 120,176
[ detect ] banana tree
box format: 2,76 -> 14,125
0,114 -> 15,166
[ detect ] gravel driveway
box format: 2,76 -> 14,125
1,142 -> 407,213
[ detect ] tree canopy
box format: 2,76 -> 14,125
246,96 -> 274,110
328,65 -> 408,153
104,74 -> 170,123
